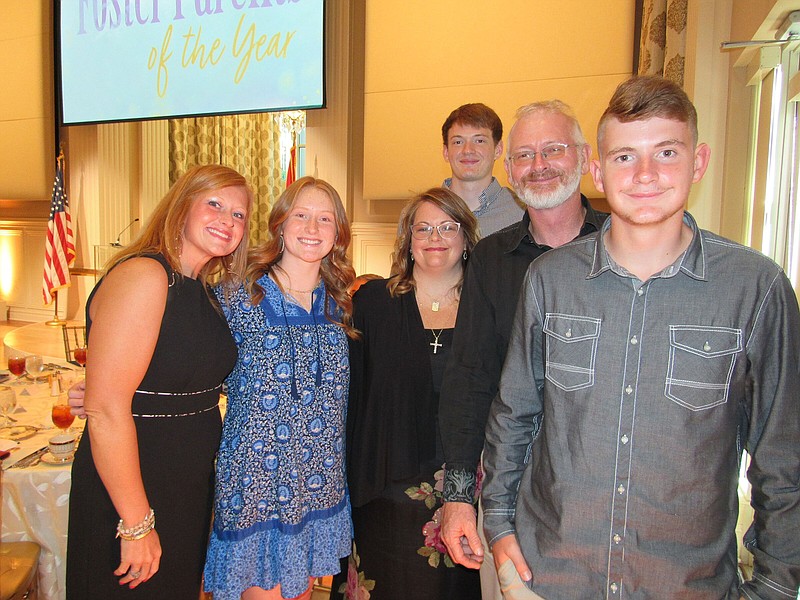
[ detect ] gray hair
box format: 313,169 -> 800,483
507,100 -> 586,156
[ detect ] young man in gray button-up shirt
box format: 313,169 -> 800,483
482,75 -> 800,599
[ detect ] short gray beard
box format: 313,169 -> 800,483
514,164 -> 582,210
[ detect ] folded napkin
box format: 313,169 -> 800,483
0,438 -> 19,451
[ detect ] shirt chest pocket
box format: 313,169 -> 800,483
543,314 -> 601,392
665,325 -> 743,411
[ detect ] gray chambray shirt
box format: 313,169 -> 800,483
482,212 -> 800,600
443,177 -> 522,237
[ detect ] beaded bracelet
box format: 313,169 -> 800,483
116,508 -> 156,541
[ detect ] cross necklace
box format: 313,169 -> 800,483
429,329 -> 444,354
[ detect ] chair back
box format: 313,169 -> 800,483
61,324 -> 87,366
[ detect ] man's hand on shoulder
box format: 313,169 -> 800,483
441,501 -> 484,569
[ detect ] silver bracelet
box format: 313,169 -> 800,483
116,508 -> 155,541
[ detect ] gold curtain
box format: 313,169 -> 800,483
168,113 -> 283,246
637,0 -> 688,86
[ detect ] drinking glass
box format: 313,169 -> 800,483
73,346 -> 87,368
7,354 -> 26,377
52,397 -> 75,431
0,386 -> 17,425
24,355 -> 44,380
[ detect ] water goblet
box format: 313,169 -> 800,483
73,346 -> 87,368
7,354 -> 26,378
25,355 -> 44,381
52,397 -> 76,432
0,386 -> 17,426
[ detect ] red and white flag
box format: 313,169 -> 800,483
286,145 -> 297,188
42,154 -> 76,305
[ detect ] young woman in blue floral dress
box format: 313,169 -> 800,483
204,177 -> 357,600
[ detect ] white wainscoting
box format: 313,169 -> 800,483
350,222 -> 397,278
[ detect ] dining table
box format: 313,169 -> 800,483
1,369 -> 85,600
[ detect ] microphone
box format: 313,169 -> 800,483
111,218 -> 140,247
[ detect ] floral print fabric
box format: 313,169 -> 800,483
204,276 -> 352,599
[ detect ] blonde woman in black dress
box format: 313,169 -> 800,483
67,165 -> 252,599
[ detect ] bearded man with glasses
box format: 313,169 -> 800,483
438,100 -> 608,600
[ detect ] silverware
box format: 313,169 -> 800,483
8,447 -> 49,469
46,363 -> 74,371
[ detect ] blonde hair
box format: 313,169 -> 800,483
105,164 -> 253,289
242,176 -> 357,338
388,187 -> 480,297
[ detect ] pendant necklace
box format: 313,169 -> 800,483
430,329 -> 444,354
418,289 -> 455,313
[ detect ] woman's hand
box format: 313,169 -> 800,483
115,529 -> 162,588
68,379 -> 87,418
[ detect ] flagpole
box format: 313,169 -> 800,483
45,289 -> 65,326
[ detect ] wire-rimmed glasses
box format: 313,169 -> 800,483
508,143 -> 580,165
411,221 -> 462,240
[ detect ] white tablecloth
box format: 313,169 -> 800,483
1,375 -> 85,600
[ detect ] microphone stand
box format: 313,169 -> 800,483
111,218 -> 139,247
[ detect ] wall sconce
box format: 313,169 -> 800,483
0,231 -> 15,299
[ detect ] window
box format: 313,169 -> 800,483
745,44 -> 800,289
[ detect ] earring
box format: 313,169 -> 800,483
279,234 -> 285,253
463,249 -> 468,260
410,252 -> 414,262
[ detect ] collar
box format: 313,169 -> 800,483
588,211 -> 707,281
442,177 -> 503,215
501,195 -> 606,255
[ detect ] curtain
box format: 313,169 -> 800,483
168,113 -> 283,245
637,0 -> 688,86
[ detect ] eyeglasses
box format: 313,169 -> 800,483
411,221 -> 462,240
509,143 -> 579,165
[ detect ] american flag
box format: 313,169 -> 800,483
42,155 -> 76,304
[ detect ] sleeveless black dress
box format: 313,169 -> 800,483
66,254 -> 237,599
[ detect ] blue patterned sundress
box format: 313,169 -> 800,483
204,275 -> 352,599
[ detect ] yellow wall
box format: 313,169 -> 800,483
0,1 -> 55,203
0,1 -> 781,315
362,0 -> 634,214
732,0 -> 795,44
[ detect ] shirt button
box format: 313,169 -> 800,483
630,336 -> 638,345
565,328 -> 572,338
613,534 -> 622,543
610,583 -> 619,593
625,385 -> 633,395
621,434 -> 629,444
703,341 -> 711,351
617,484 -> 625,494
637,288 -> 644,296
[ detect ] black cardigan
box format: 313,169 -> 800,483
346,278 -> 438,508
